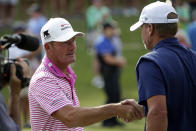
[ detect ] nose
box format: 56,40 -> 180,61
69,41 -> 76,50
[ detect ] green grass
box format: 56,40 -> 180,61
1,15 -> 148,131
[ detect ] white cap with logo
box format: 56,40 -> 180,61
41,17 -> 84,44
130,1 -> 178,31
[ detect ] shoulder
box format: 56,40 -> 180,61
138,47 -> 173,63
101,6 -> 110,12
39,16 -> 47,23
137,51 -> 159,64
95,35 -> 105,45
136,49 -> 166,72
86,5 -> 95,12
29,65 -> 57,89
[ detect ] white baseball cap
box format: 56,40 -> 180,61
41,18 -> 84,44
130,1 -> 178,31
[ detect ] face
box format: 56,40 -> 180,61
104,27 -> 115,38
141,24 -> 153,50
45,37 -> 76,68
94,1 -> 103,8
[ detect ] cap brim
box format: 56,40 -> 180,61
130,21 -> 143,31
54,31 -> 85,42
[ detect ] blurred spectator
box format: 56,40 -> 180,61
0,0 -> 18,27
122,0 -> 140,17
8,21 -> 40,128
188,0 -> 196,21
86,0 -> 114,89
27,3 -> 47,67
92,24 -> 123,89
20,0 -> 46,20
95,23 -> 126,127
176,0 -> 190,29
73,0 -> 85,17
50,0 -> 68,17
104,0 -> 140,17
0,58 -> 31,131
175,29 -> 191,48
187,10 -> 196,51
86,0 -> 113,50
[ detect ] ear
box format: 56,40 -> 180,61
148,24 -> 154,36
44,43 -> 50,51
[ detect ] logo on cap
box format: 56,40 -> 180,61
61,24 -> 71,31
43,30 -> 51,39
61,24 -> 67,27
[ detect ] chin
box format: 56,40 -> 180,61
69,58 -> 76,64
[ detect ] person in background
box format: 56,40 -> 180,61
27,3 -> 47,72
73,0 -> 85,17
86,0 -> 114,88
86,0 -> 113,50
187,10 -> 196,52
0,59 -> 31,131
50,0 -> 68,17
175,0 -> 190,30
95,23 -> 127,127
175,29 -> 191,48
0,0 -> 18,27
188,0 -> 196,21
19,0 -> 46,20
9,22 -> 40,128
129,1 -> 196,131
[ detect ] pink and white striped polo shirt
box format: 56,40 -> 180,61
29,56 -> 84,131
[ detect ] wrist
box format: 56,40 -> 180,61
10,93 -> 20,100
107,103 -> 121,117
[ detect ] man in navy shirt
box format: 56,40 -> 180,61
128,1 -> 196,131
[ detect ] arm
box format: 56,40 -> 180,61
52,103 -> 138,128
103,54 -> 126,68
146,95 -> 168,131
8,58 -> 30,129
22,46 -> 41,60
136,60 -> 167,130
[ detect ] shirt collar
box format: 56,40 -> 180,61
43,56 -> 76,80
153,37 -> 179,50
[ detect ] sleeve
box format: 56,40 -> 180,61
137,60 -> 166,106
31,78 -> 72,115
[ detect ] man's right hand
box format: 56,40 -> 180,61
116,99 -> 145,122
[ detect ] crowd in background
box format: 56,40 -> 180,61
0,0 -> 196,129
0,0 -> 196,50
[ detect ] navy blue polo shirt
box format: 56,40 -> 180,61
136,37 -> 196,131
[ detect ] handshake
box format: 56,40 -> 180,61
114,99 -> 145,122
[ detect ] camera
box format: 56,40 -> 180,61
0,33 -> 40,88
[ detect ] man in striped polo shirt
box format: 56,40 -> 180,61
29,17 -> 144,131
